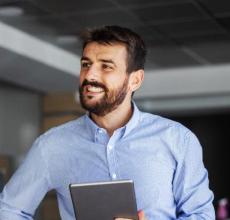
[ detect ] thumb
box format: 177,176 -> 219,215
138,209 -> 145,220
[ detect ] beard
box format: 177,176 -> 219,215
79,77 -> 129,117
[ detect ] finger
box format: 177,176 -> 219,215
138,209 -> 145,220
115,210 -> 146,220
115,219 -> 133,220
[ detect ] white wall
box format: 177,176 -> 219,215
0,83 -> 41,171
134,64 -> 230,116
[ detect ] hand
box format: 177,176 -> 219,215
115,209 -> 148,220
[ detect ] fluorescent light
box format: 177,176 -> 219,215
56,35 -> 79,44
0,6 -> 24,17
0,21 -> 81,76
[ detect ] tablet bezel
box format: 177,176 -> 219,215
69,179 -> 138,220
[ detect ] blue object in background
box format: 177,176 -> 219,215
0,173 -> 3,193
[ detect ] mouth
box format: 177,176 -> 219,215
86,85 -> 104,93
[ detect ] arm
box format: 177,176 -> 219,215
173,131 -> 215,219
0,137 -> 51,219
0,202 -> 34,220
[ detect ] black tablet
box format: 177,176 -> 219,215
69,180 -> 138,220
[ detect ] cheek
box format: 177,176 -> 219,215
103,78 -> 115,90
109,76 -> 128,88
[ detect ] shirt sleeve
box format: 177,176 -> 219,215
173,131 -> 215,219
0,137 -> 51,219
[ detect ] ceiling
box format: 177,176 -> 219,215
0,0 -> 230,115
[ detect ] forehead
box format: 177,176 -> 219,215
82,42 -> 127,61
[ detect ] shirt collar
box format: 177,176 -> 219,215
85,101 -> 140,141
121,101 -> 140,139
85,111 -> 99,142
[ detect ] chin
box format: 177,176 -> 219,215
83,98 -> 100,107
86,95 -> 101,102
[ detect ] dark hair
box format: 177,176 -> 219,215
80,25 -> 148,74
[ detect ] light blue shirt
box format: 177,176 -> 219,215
0,102 -> 215,219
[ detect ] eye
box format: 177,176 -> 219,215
82,62 -> 90,68
102,64 -> 113,70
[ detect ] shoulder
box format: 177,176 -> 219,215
137,111 -> 199,153
139,111 -> 190,134
37,115 -> 87,149
42,115 -> 86,136
30,115 -> 87,165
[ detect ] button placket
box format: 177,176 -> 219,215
112,174 -> 117,179
96,128 -> 109,145
106,138 -> 119,180
108,145 -> 113,150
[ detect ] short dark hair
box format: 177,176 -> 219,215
80,25 -> 148,74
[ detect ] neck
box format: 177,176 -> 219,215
90,100 -> 133,137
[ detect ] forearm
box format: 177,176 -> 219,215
173,131 -> 215,219
0,202 -> 34,220
177,213 -> 215,220
0,138 -> 51,220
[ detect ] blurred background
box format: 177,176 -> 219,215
0,0 -> 230,219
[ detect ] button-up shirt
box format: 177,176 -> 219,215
0,102 -> 215,219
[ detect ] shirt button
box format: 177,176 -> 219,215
108,145 -> 113,150
112,174 -> 117,179
99,129 -> 103,133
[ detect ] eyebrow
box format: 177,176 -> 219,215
81,57 -> 91,62
99,59 -> 117,67
81,57 -> 117,67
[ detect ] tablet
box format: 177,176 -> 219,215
69,180 -> 138,220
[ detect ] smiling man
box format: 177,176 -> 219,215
78,41 -> 141,137
79,43 -> 130,116
0,26 -> 215,220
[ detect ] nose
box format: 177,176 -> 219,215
85,64 -> 100,81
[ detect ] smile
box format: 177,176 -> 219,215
86,86 -> 104,93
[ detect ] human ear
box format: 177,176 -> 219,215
129,69 -> 144,92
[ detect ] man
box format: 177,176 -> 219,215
0,25 -> 215,219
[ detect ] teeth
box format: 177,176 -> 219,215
87,86 -> 104,92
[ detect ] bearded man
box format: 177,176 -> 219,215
0,25 -> 215,220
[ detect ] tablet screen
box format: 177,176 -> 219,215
69,180 -> 138,220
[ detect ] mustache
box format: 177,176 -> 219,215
81,80 -> 108,91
